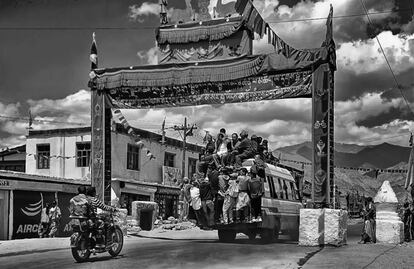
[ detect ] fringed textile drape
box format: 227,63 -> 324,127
95,55 -> 265,89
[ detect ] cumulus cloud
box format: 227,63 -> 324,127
0,90 -> 90,149
137,45 -> 158,65
337,31 -> 414,75
253,0 -> 401,49
128,2 -> 159,22
129,1 -> 195,24
402,15 -> 414,34
335,92 -> 413,145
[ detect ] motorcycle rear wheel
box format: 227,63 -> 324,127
108,227 -> 124,257
71,247 -> 90,263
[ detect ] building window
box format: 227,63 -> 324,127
127,144 -> 140,170
76,142 -> 91,167
188,158 -> 197,178
164,152 -> 175,167
37,144 -> 50,169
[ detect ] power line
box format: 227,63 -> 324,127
0,9 -> 411,31
359,0 -> 414,118
267,9 -> 412,24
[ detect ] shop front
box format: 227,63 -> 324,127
112,178 -> 157,216
0,171 -> 89,240
155,186 -> 180,219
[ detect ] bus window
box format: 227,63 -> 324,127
290,182 -> 300,200
282,180 -> 289,200
285,181 -> 293,200
277,178 -> 285,199
273,177 -> 281,199
268,176 -> 276,198
263,176 -> 271,198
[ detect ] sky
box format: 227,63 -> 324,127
0,0 -> 414,150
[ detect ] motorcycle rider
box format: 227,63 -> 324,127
70,186 -> 90,219
85,186 -> 118,250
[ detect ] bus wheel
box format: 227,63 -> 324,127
218,229 -> 236,243
260,228 -> 275,243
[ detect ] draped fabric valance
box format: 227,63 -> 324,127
156,17 -> 246,45
94,55 -> 266,89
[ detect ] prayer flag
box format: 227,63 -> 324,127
325,4 -> 333,45
90,32 -> 98,70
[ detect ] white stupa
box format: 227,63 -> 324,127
373,180 -> 398,204
374,181 -> 404,244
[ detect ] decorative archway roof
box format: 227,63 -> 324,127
156,16 -> 247,45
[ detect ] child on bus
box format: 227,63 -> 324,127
236,168 -> 250,223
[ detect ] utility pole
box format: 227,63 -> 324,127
173,117 -> 197,178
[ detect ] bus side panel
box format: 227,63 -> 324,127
261,198 -> 302,232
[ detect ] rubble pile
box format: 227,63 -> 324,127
156,217 -> 197,231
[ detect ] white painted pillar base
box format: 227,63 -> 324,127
299,208 -> 348,246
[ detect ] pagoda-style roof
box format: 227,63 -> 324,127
94,49 -> 327,90
156,16 -> 248,45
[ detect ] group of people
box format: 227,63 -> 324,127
181,167 -> 265,229
70,186 -> 118,250
38,201 -> 61,238
180,128 -> 274,229
198,128 -> 277,172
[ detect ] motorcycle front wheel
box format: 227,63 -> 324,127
108,226 -> 124,257
71,246 -> 90,263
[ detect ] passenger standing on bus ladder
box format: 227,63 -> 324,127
209,169 -> 222,224
236,168 -> 251,223
217,168 -> 230,223
223,172 -> 238,224
248,171 -> 264,222
190,181 -> 206,229
200,177 -> 215,228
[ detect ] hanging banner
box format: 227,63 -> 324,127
57,192 -> 75,237
162,166 -> 183,187
91,89 -> 104,201
312,63 -> 331,205
106,71 -> 312,109
12,191 -> 55,239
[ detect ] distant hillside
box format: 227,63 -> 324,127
276,142 -> 411,169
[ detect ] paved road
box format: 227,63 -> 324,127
0,234 -> 318,269
0,222 -> 363,269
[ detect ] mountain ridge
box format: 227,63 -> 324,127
276,142 -> 411,169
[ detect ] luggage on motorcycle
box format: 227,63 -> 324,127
69,195 -> 90,218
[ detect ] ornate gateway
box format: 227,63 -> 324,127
89,1 -> 336,207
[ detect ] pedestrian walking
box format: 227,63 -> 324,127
48,200 -> 61,238
402,201 -> 412,242
359,197 -> 376,244
38,203 -> 50,238
180,177 -> 192,221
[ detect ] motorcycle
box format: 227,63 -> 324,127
69,212 -> 124,262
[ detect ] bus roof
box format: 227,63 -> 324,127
242,159 -> 295,182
